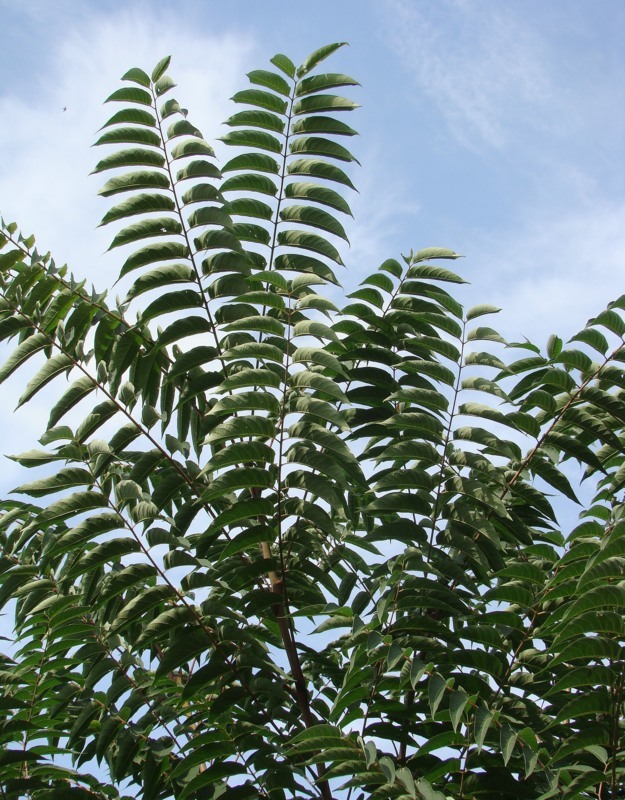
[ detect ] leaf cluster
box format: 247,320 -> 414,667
1,44 -> 624,800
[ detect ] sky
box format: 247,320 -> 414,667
0,1 -> 623,783
0,0 -> 624,481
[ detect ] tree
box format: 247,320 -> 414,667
0,41 -> 624,800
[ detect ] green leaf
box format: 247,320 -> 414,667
201,467 -> 273,502
388,387 -> 448,413
467,326 -> 506,344
119,241 -> 188,277
570,327 -> 609,354
203,497 -> 274,536
186,206 -> 234,230
221,173 -> 278,196
416,731 -> 463,758
151,56 -> 171,83
474,707 -> 493,752
285,181 -> 352,214
466,303 -> 501,321
293,319 -> 341,344
195,228 -> 244,253
106,86 -> 152,105
278,229 -> 344,264
100,107 -> 156,129
290,135 -> 359,163
160,97 -> 181,118
224,108 -> 286,133
288,394 -> 350,430
165,119 -> 202,141
530,457 -> 580,503
125,263 -> 193,300
221,151 -> 280,173
122,66 -> 151,87
449,689 -> 468,732
156,315 -> 212,348
292,346 -> 345,374
224,198 -> 274,222
428,673 -> 447,718
204,441 -> 275,473
290,369 -> 348,402
500,723 -> 517,766
297,42 -> 347,77
222,314 -> 284,336
231,221 -> 271,245
170,139 -> 216,159
546,431 -> 605,472
550,635 -> 621,667
181,183 -> 222,206
231,88 -> 287,114
109,583 -> 176,633
14,467 -> 92,498
590,308 -> 625,336
177,765 -> 250,800
175,159 -> 221,181
378,755 -> 395,785
8,449 -> 63,467
155,74 -> 176,96
141,289 -> 202,322
280,205 -> 348,240
93,147 -> 165,174
155,628 -> 214,675
169,345 -> 218,377
287,157 -> 356,189
109,217 -> 183,250
99,192 -> 175,224
206,417 -> 277,447
274,253 -> 340,283
563,584 -> 625,618
270,53 -> 296,78
291,115 -> 358,136
220,367 -> 281,391
247,68 -> 291,95
293,94 -> 360,115
66,537 -> 141,579
297,72 -> 359,96
223,338 -> 285,359
211,391 -> 280,416
0,332 -> 49,383
50,512 -> 120,555
220,526 -> 276,559
99,170 -> 170,197
39,491 -> 108,525
94,126 -> 161,148
348,286 -> 384,308
220,129 -> 283,153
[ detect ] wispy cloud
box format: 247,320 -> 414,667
464,197 -> 625,345
0,6 -> 256,494
0,6 -> 254,284
341,140 -> 421,290
377,0 -> 625,345
382,0 -> 554,150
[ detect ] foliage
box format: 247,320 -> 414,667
1,43 -> 624,800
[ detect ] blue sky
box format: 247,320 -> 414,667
0,2 -> 623,782
1,0 -> 624,338
0,0 -> 624,480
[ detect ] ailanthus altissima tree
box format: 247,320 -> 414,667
0,43 -> 624,800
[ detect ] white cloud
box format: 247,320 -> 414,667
382,0 -> 554,150
467,198 -> 625,344
0,6 -> 256,496
0,5 -> 255,284
342,140 -> 422,290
